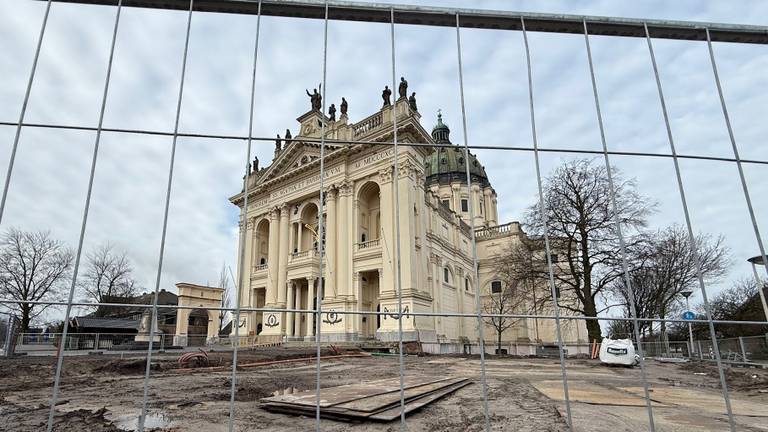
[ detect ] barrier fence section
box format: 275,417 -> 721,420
1,1 -> 768,432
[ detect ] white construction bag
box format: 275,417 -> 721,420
599,338 -> 637,366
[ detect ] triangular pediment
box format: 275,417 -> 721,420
257,140 -> 343,186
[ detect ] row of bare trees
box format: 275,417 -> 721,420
486,158 -> 730,345
0,228 -> 140,332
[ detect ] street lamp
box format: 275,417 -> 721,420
747,255 -> 768,322
680,289 -> 696,358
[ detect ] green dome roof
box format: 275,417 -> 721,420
432,111 -> 451,144
425,112 -> 489,187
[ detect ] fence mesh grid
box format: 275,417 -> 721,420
1,1 -> 768,431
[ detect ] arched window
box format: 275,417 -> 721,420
490,280 -> 502,294
464,278 -> 470,292
443,267 -> 451,284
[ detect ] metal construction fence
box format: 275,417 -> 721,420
1,1 -> 768,432
637,335 -> 768,362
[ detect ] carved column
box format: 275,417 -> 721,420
337,182 -> 352,298
294,283 -> 302,337
397,160 -> 418,294
378,168 -> 395,294
306,277 -> 316,337
471,184 -> 482,227
267,208 -> 280,304
242,217 -> 254,295
432,255 -> 443,336
297,220 -> 303,252
286,280 -> 295,337
451,183 -> 461,215
277,203 -> 290,306
483,187 -> 495,227
325,187 -> 338,298
354,272 -> 363,336
289,221 -> 296,254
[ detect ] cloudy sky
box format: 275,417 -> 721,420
0,0 -> 766,325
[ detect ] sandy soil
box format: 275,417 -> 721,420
1,347 -> 766,431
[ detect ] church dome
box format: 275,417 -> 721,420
424,112 -> 490,187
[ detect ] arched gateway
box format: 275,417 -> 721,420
173,282 -> 224,347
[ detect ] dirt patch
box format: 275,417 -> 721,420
680,361 -> 768,391
95,359 -> 163,375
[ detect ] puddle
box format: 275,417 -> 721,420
110,412 -> 173,431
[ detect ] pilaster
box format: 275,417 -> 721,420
325,187 -> 338,299
277,203 -> 290,305
267,208 -> 280,304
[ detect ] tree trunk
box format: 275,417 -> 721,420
497,329 -> 503,355
21,306 -> 32,333
583,299 -> 602,342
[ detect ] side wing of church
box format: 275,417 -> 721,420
229,92 -> 587,354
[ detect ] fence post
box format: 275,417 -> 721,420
94,333 -> 100,350
697,340 -> 703,360
738,336 -> 747,362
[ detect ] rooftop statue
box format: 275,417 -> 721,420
328,103 -> 337,122
382,85 -> 392,107
285,128 -> 292,144
409,92 -> 418,112
398,77 -> 408,99
275,134 -> 282,152
340,97 -> 348,116
306,84 -> 322,111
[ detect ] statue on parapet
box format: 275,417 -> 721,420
253,156 -> 259,171
398,77 -> 408,99
285,129 -> 292,144
306,84 -> 322,111
328,103 -> 336,122
340,97 -> 348,116
408,92 -> 418,112
275,134 -> 282,152
382,86 -> 392,107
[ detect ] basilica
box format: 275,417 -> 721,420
229,87 -> 587,354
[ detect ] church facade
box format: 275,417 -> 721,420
230,92 -> 587,354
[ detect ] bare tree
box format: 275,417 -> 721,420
485,243 -> 549,353
523,159 -> 655,342
612,225 -> 729,342
80,243 -> 138,311
218,264 -> 231,333
684,277 -> 767,338
0,229 -> 73,332
483,281 -> 530,354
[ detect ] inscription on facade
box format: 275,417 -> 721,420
269,166 -> 342,200
249,197 -> 269,211
353,148 -> 395,170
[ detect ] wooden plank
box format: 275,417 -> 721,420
261,380 -> 471,422
260,376 -> 455,408
333,378 -> 468,413
368,380 -> 472,421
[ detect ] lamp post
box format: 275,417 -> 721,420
747,255 -> 768,322
680,289 -> 695,359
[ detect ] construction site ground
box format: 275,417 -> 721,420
1,346 -> 767,431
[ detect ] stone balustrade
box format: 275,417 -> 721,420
356,238 -> 381,250
475,222 -> 515,240
352,111 -> 383,137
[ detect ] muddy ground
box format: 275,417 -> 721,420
1,347 -> 766,431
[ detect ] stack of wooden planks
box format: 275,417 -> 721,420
259,376 -> 470,422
